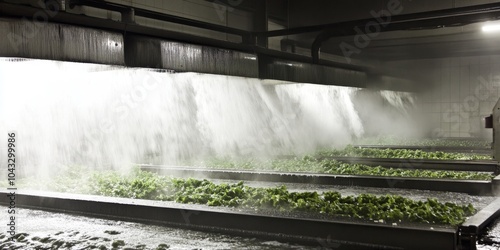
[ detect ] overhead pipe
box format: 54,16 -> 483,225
258,2 -> 500,38
248,2 -> 500,63
311,5 -> 500,62
311,3 -> 500,63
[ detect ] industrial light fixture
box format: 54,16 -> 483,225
482,22 -> 500,32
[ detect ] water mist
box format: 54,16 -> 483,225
0,58 -> 416,177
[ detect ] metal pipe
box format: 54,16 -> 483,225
308,4 -> 500,62
259,2 -> 500,38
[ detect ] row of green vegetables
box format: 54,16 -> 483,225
205,157 -> 494,180
353,137 -> 491,148
88,170 -> 475,226
315,145 -> 492,160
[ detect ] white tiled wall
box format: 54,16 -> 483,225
397,55 -> 500,138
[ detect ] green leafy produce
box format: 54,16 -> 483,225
316,145 -> 492,160
91,169 -> 172,200
92,173 -> 474,226
8,167 -> 478,226
204,157 -> 494,181
354,136 -> 491,148
320,160 -> 493,180
200,145 -> 494,180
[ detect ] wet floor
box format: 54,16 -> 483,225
0,205 -> 319,250
478,217 -> 500,249
3,180 -> 497,249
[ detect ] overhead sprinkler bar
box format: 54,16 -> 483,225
3,1 -> 429,90
0,1 -> 378,88
0,2 -> 338,62
0,0 -> 369,71
68,0 -> 251,38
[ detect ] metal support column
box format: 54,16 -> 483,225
254,0 -> 267,48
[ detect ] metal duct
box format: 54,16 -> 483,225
0,18 -> 124,65
260,56 -> 367,88
125,35 -> 259,78
0,3 -> 371,87
0,15 -> 365,87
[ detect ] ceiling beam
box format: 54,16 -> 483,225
258,2 -> 500,38
309,2 -> 500,63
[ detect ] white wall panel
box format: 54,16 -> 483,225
391,54 -> 500,138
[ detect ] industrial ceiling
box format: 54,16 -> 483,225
2,0 -> 500,90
